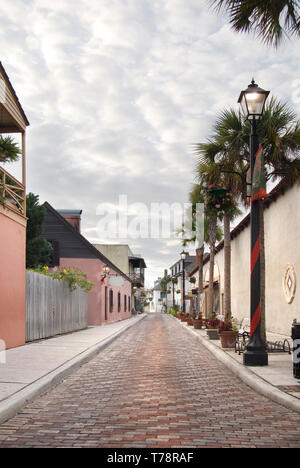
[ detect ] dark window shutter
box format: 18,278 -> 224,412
109,289 -> 113,313
118,292 -> 121,312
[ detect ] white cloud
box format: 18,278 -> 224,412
0,0 -> 299,287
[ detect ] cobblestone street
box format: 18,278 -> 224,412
0,314 -> 300,448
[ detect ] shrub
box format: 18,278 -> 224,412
29,266 -> 94,292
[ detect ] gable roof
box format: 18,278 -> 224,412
43,202 -> 131,283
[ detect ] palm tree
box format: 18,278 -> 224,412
196,161 -> 224,318
177,183 -> 222,317
0,135 -> 21,163
189,184 -> 223,317
196,155 -> 242,322
211,0 -> 300,47
197,99 -> 300,341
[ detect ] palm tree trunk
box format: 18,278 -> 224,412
223,212 -> 231,322
197,244 -> 204,316
259,200 -> 267,346
208,215 -> 217,317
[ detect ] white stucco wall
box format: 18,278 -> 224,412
209,182 -> 300,336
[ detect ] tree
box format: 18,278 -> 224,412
26,193 -> 53,269
196,99 -> 300,341
177,183 -> 222,317
0,135 -> 21,163
188,183 -> 223,317
211,0 -> 300,47
196,159 -> 241,321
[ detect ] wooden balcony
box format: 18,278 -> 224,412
0,165 -> 25,216
129,270 -> 145,287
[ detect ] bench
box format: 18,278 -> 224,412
235,318 -> 250,355
238,317 -> 250,341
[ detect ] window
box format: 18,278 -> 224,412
128,296 -> 130,312
109,289 -> 113,313
118,292 -> 121,312
124,295 -> 127,312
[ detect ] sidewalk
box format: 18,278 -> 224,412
175,317 -> 300,414
0,314 -> 146,424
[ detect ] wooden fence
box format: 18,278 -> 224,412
26,271 -> 88,342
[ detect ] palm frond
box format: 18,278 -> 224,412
210,0 -> 300,47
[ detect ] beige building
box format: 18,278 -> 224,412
93,244 -> 147,289
93,244 -> 133,276
197,178 -> 300,337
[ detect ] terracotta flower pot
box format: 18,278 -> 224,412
193,319 -> 202,329
218,330 -> 238,348
187,318 -> 194,326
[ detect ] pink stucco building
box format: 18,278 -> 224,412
41,203 -> 133,325
0,62 -> 29,349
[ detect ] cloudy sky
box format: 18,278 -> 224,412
1,0 -> 299,287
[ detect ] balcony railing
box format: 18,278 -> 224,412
0,166 -> 25,216
129,271 -> 145,286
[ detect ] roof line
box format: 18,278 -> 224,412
43,201 -> 132,283
190,175 -> 299,273
0,62 -> 30,127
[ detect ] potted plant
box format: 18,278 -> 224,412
218,321 -> 238,348
189,277 -> 196,284
193,313 -> 203,329
206,318 -> 220,340
187,311 -> 196,326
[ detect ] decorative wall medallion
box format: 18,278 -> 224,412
283,265 -> 296,304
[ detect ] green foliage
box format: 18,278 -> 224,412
26,193 -> 53,268
30,266 -> 94,292
0,136 -> 21,163
160,272 -> 171,292
211,0 -> 300,48
169,304 -> 180,316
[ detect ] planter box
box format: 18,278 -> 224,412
206,328 -> 219,340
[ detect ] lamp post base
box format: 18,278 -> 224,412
243,337 -> 268,366
243,349 -> 268,367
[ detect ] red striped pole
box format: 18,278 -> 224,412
243,119 -> 268,366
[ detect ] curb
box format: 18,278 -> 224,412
0,314 -> 147,425
174,317 -> 300,414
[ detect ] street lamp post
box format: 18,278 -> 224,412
238,79 -> 269,367
180,251 -> 187,314
172,276 -> 176,308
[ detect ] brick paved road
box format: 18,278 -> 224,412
0,314 -> 300,448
